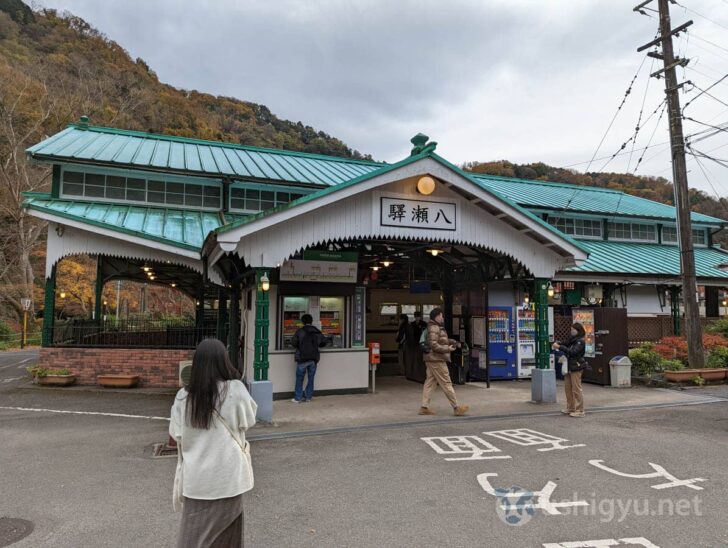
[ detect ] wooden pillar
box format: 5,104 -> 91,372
42,264 -> 57,347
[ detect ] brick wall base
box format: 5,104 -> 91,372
39,347 -> 194,388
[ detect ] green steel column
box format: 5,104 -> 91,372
216,288 -> 229,343
94,256 -> 104,322
42,265 -> 57,347
534,278 -> 550,370
671,287 -> 682,336
254,269 -> 270,381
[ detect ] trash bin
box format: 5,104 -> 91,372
609,355 -> 632,387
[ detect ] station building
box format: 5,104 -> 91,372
24,120 -> 728,404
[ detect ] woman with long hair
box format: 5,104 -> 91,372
552,322 -> 587,418
170,338 -> 257,548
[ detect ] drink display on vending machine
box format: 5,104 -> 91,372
516,307 -> 536,378
487,306 -> 517,379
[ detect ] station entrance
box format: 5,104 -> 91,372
276,237 -> 536,387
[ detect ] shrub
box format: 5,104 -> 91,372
707,346 -> 728,368
653,334 -> 728,366
661,359 -> 685,371
691,375 -> 705,386
33,367 -> 72,378
706,318 -> 728,339
629,346 -> 662,376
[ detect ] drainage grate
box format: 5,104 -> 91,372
152,442 -> 178,458
0,517 -> 34,547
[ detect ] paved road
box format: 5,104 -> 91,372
1,371 -> 726,548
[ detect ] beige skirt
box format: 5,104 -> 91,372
177,494 -> 244,548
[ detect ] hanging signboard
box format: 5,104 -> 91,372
380,196 -> 456,231
572,309 -> 596,358
303,250 -> 359,263
279,259 -> 358,283
353,286 -> 366,347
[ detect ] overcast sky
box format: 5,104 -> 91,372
35,0 -> 728,195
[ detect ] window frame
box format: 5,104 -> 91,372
59,165 -> 223,211
662,225 -> 708,247
545,215 -> 603,240
607,221 -> 658,243
228,181 -> 311,214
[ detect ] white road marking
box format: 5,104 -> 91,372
421,435 -> 512,461
477,473 -> 589,515
589,459 -> 706,491
2,376 -> 23,383
0,406 -> 169,421
0,357 -> 34,370
483,428 -> 586,452
543,538 -> 660,548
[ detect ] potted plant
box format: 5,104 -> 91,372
35,367 -> 77,387
661,359 -> 693,382
97,374 -> 140,388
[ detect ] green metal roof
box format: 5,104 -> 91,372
565,240 -> 728,279
472,174 -> 725,225
27,125 -> 383,186
23,193 -> 248,251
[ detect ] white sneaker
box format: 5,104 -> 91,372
291,398 -> 301,403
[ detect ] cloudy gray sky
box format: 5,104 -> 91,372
36,0 -> 728,195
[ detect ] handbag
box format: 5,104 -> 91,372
214,409 -> 254,487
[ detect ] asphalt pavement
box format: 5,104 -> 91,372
1,354 -> 726,548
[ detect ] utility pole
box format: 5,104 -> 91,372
637,0 -> 704,367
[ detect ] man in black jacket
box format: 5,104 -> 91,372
291,314 -> 329,403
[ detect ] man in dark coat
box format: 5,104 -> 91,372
291,314 -> 329,403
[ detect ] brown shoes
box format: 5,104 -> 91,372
453,405 -> 470,416
418,407 -> 436,415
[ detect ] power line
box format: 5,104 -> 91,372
689,149 -> 728,203
674,2 -> 728,32
688,147 -> 728,168
683,71 -> 728,110
598,99 -> 667,172
691,34 -> 728,55
585,52 -> 650,172
628,56 -> 657,171
633,102 -> 668,173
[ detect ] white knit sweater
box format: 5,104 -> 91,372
170,380 -> 257,501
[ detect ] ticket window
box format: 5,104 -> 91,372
320,297 -> 345,348
280,295 -> 346,349
281,296 -> 309,349
401,304 -> 417,322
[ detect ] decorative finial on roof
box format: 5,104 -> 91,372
79,115 -> 89,129
410,133 -> 437,156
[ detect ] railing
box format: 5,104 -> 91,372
48,318 -> 220,348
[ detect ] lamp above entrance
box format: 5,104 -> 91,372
416,175 -> 436,195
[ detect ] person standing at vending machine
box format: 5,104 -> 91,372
419,308 -> 470,417
552,322 -> 587,418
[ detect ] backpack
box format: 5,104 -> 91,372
419,328 -> 431,353
297,328 -> 321,362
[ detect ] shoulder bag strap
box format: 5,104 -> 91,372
214,409 -> 249,455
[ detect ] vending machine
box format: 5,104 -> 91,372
516,307 -> 536,378
487,306 -> 517,379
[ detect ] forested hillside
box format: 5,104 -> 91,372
0,1 -> 368,327
463,160 -> 728,223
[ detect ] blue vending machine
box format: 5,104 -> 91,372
487,306 -> 517,379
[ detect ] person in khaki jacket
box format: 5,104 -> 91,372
418,307 -> 470,416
